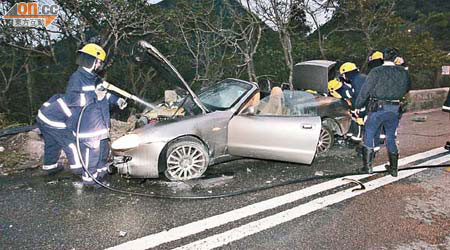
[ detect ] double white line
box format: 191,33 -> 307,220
107,147 -> 450,250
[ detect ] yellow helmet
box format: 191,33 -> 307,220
369,51 -> 383,61
328,78 -> 343,92
394,56 -> 404,65
78,43 -> 106,61
339,62 -> 357,74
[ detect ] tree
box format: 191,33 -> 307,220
251,0 -> 303,87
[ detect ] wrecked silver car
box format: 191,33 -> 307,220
111,41 -> 325,181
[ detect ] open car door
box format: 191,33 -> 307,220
227,115 -> 321,164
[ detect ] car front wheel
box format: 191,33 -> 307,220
164,138 -> 209,181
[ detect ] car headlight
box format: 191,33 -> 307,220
111,134 -> 141,150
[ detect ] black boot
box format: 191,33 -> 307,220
360,146 -> 374,174
445,141 -> 450,151
385,152 -> 399,177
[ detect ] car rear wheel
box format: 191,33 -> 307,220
164,138 -> 209,181
317,124 -> 334,154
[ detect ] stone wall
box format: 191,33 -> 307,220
406,87 -> 449,112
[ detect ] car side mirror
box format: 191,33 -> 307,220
241,106 -> 255,115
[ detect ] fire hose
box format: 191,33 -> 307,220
74,83 -> 450,199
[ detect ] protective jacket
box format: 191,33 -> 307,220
65,67 -> 101,131
347,72 -> 367,105
37,94 -> 76,129
355,63 -> 411,109
77,93 -> 119,143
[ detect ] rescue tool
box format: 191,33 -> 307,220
97,81 -> 156,110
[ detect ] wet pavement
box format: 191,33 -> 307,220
0,109 -> 449,249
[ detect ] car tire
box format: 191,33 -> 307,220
164,137 -> 210,181
317,123 -> 334,154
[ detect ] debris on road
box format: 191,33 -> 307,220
0,146 -> 4,152
315,171 -> 324,176
118,231 -> 128,237
411,116 -> 427,122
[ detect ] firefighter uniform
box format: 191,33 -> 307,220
36,94 -> 81,173
77,92 -> 120,185
64,67 -> 100,175
340,63 -> 367,142
355,57 -> 411,176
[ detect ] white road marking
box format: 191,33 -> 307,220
175,154 -> 450,250
105,147 -> 447,250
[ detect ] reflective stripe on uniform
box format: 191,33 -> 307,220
80,93 -> 86,107
82,171 -> 98,182
85,148 -> 90,168
345,90 -> 352,98
97,166 -> 108,173
70,164 -> 82,170
42,163 -> 58,170
106,93 -> 111,100
77,129 -> 109,139
68,143 -> 81,167
43,102 -> 50,107
38,110 -> 66,128
82,85 -> 96,91
57,98 -> 72,117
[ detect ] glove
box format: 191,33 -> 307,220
95,87 -> 107,101
117,98 -> 127,110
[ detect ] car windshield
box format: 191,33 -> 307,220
198,79 -> 252,112
175,79 -> 252,116
256,90 -> 319,116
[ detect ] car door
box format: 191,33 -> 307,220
227,114 -> 321,164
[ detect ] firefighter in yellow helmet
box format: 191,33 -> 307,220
65,43 -> 127,186
368,51 -> 384,72
339,62 -> 367,142
328,78 -> 353,108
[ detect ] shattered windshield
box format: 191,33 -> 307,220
256,90 -> 319,116
176,79 -> 252,116
198,80 -> 252,111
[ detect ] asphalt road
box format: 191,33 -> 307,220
1,109 -> 449,250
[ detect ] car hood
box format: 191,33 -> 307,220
138,40 -> 207,113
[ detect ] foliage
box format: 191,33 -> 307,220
0,0 -> 448,125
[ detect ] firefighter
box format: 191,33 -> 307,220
328,78 -> 353,107
394,56 -> 409,70
355,48 -> 411,176
65,43 -> 127,185
442,88 -> 450,150
77,85 -> 126,185
368,51 -> 384,72
36,94 -> 82,175
339,62 -> 367,142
